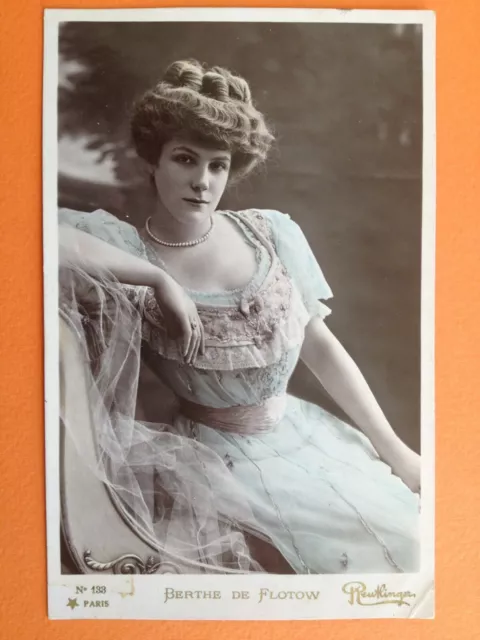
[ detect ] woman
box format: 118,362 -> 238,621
59,59 -> 420,575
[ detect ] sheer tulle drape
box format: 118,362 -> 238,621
59,264 -> 268,574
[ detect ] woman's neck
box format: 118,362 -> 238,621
148,199 -> 213,244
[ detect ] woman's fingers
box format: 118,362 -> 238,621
189,333 -> 200,365
186,326 -> 199,364
193,320 -> 205,362
180,317 -> 193,358
185,314 -> 206,363
185,312 -> 199,363
165,299 -> 202,363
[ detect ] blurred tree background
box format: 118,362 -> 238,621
57,21 -> 423,451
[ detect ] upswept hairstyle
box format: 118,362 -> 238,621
130,60 -> 275,181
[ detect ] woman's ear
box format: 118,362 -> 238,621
149,164 -> 158,189
143,160 -> 157,189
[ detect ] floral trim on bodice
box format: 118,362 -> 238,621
141,210 -> 312,371
58,206 -> 324,372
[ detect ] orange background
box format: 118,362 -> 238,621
0,0 -> 478,638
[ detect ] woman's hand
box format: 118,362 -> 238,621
301,319 -> 421,495
58,226 -> 205,363
153,273 -> 205,364
384,438 -> 421,494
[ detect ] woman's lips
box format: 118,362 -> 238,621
183,198 -> 209,204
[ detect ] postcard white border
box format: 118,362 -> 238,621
43,7 -> 436,621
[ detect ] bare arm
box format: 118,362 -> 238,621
59,225 -> 204,362
59,225 -> 164,288
300,315 -> 420,492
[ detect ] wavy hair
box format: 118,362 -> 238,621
130,60 -> 275,181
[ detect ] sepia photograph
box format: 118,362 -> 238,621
44,8 -> 435,619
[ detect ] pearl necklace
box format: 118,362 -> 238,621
145,215 -> 214,248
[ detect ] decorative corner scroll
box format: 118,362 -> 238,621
84,550 -> 181,574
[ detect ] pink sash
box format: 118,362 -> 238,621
179,395 -> 287,435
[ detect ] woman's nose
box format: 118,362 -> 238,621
191,166 -> 209,192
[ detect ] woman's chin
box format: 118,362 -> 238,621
178,204 -> 212,222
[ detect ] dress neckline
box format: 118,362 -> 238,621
140,210 -> 275,307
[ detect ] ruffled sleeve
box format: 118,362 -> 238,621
58,207 -> 147,258
58,208 -> 147,313
260,209 -> 333,320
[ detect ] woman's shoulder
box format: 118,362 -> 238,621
226,208 -> 295,240
227,208 -> 305,247
59,207 -> 146,257
226,207 -> 290,223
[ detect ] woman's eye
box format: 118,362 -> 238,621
174,154 -> 194,164
210,162 -> 228,173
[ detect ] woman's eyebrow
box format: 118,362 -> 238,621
172,145 -> 199,156
173,146 -> 230,162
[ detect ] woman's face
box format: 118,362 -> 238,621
152,137 -> 232,224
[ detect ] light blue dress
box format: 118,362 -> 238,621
59,206 -> 420,575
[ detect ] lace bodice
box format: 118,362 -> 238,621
59,207 -> 333,410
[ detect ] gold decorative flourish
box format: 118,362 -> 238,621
84,550 -> 180,575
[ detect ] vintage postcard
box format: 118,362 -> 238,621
43,7 -> 435,620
